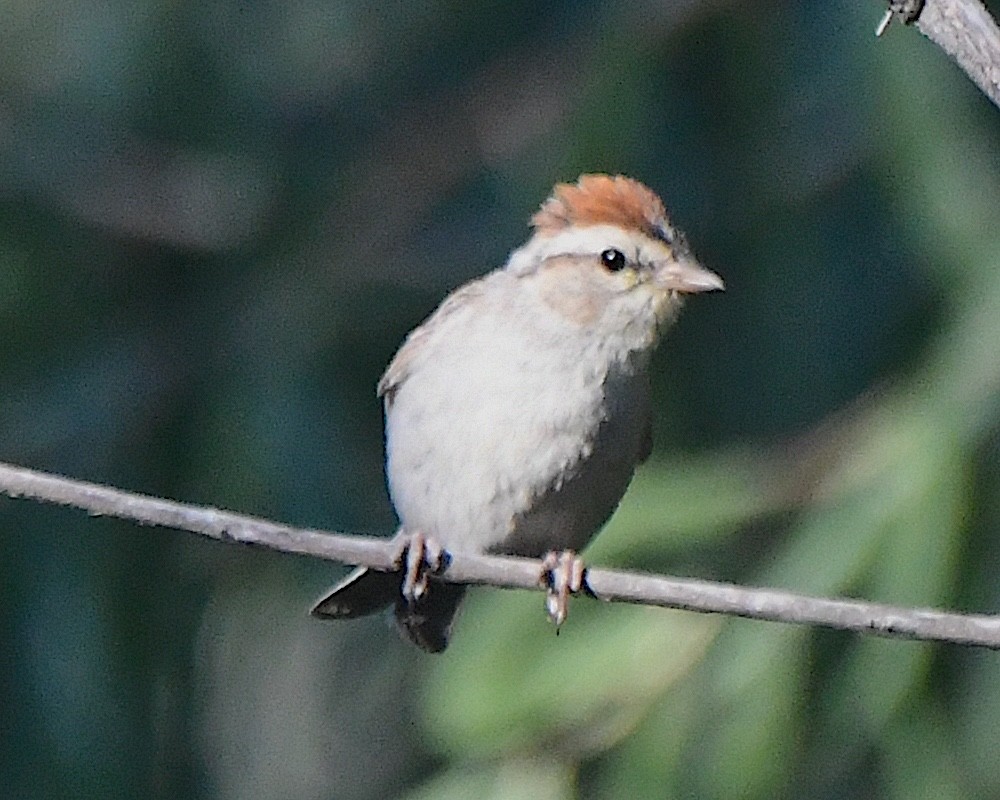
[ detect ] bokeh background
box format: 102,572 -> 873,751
2,0 -> 1000,797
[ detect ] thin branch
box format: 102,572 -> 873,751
879,0 -> 1000,109
2,460 -> 999,649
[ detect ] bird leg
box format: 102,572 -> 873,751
540,550 -> 585,628
393,530 -> 445,606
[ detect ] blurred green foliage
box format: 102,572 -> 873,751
2,1 -> 1000,798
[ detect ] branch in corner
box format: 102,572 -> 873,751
1,460 -> 999,649
879,0 -> 1000,109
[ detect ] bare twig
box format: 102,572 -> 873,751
878,0 -> 1000,109
2,460 -> 999,648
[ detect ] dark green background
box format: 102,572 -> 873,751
3,1 -> 1000,798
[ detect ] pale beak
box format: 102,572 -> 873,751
656,259 -> 725,294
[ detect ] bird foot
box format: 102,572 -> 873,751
393,531 -> 445,606
540,550 -> 585,629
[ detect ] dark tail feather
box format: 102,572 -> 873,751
394,583 -> 467,653
312,566 -> 466,653
311,567 -> 400,619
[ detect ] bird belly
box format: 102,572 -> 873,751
384,337 -> 648,558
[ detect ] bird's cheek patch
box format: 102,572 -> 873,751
536,262 -> 603,326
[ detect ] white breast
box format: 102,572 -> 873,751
383,271 -> 650,557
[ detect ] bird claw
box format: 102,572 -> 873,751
540,550 -> 585,629
393,531 -> 444,606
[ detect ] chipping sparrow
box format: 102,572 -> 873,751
312,174 -> 723,652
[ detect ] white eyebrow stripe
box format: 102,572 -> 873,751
505,224 -> 674,275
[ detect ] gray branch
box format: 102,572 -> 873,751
2,460 -> 999,648
881,0 -> 1000,108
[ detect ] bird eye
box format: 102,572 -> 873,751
600,248 -> 627,272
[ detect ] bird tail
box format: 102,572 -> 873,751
393,582 -> 466,653
311,567 -> 399,619
311,567 -> 466,653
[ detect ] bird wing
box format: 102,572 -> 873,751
377,275 -> 494,406
637,414 -> 653,464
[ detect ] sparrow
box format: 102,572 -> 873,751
312,174 -> 723,652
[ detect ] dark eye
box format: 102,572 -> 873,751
600,248 -> 627,272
